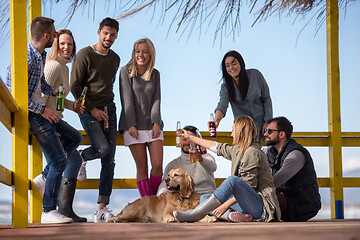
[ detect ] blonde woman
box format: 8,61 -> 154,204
173,116 -> 280,222
33,29 -> 86,222
119,38 -> 163,197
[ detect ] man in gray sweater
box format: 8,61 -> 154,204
157,126 -> 217,199
70,17 -> 120,223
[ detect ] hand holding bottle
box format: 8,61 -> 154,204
189,141 -> 202,163
73,101 -> 85,115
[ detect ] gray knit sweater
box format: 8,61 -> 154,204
157,152 -> 217,196
118,65 -> 163,131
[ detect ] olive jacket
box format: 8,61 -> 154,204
217,142 -> 281,222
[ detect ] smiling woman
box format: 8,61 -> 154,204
214,50 -> 273,140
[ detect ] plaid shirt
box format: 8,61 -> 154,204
6,42 -> 54,114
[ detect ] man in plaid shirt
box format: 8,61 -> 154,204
6,16 -> 79,224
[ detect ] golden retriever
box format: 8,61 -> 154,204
107,168 -> 200,223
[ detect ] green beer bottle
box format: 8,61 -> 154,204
56,83 -> 64,111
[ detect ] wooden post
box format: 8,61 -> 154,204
326,0 -> 344,219
28,0 -> 43,224
10,0 -> 29,229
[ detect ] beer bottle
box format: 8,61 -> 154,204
77,86 -> 88,106
195,129 -> 207,154
176,121 -> 182,147
209,113 -> 217,139
56,83 -> 64,111
189,141 -> 197,163
103,106 -> 109,131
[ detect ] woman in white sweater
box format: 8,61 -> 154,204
32,29 -> 86,222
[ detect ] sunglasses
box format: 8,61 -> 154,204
263,128 -> 281,134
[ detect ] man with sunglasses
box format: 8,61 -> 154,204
263,117 -> 321,221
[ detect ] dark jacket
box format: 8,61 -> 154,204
267,139 -> 321,221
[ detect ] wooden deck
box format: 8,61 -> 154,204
1,219 -> 360,240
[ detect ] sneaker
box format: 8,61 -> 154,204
94,207 -> 114,223
32,174 -> 46,196
41,210 -> 73,224
77,150 -> 87,181
229,211 -> 253,222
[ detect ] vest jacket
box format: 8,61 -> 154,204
267,139 -> 321,221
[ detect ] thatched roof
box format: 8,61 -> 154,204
0,0 -> 356,42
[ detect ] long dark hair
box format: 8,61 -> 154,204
221,50 -> 249,102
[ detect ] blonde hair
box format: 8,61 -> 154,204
46,29 -> 76,62
232,116 -> 259,156
126,38 -> 155,81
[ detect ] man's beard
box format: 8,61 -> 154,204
45,38 -> 53,48
265,137 -> 280,146
102,42 -> 112,49
181,144 -> 190,154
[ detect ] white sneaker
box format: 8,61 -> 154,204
32,174 -> 46,196
77,150 -> 87,181
94,207 -> 114,223
41,210 -> 73,224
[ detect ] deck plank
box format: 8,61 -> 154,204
1,220 -> 360,240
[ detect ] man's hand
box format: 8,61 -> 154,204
41,107 -> 60,124
52,88 -> 66,96
90,107 -> 108,123
193,148 -> 203,162
73,102 -> 85,115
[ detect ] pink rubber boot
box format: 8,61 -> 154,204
150,174 -> 162,195
137,179 -> 152,197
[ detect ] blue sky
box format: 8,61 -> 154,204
0,1 -> 359,206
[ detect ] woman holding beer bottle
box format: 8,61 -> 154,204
119,38 -> 164,197
173,116 -> 280,223
32,29 -> 86,222
214,50 -> 272,140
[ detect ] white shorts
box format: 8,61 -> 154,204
123,130 -> 164,146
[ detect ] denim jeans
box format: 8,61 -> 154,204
42,121 -> 83,179
80,110 -> 117,204
213,175 -> 264,219
29,112 -> 82,212
200,193 -> 244,213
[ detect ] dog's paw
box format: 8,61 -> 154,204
144,216 -> 152,223
106,217 -> 118,223
165,217 -> 176,223
199,215 -> 218,223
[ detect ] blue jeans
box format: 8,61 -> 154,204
29,112 -> 81,212
213,175 -> 264,219
42,122 -> 83,179
80,110 -> 117,204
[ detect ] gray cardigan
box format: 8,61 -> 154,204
118,66 -> 163,131
215,68 -> 272,132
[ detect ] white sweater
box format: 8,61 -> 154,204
157,151 -> 217,196
43,55 -> 74,118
